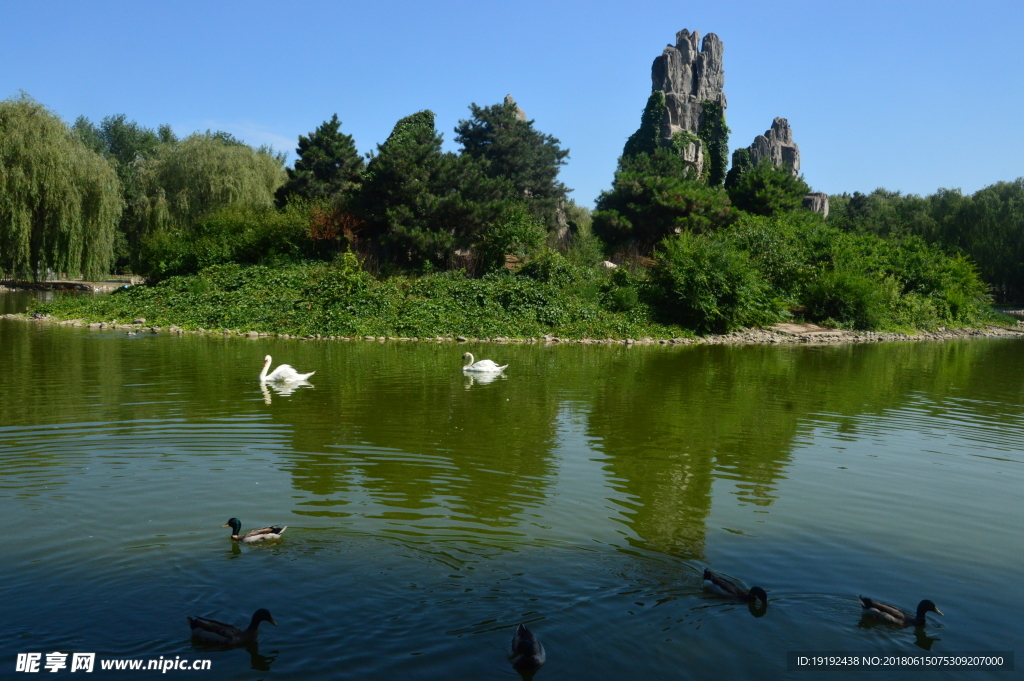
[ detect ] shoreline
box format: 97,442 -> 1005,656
6,312 -> 1024,347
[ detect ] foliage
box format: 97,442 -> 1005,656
130,133 -> 286,267
653,231 -> 785,333
136,202 -> 318,281
562,200 -> 604,267
622,91 -> 666,159
275,114 -> 364,207
0,94 -> 123,280
727,160 -> 811,216
358,110 -> 513,269
454,99 -> 569,228
593,150 -> 736,253
73,114 -> 176,268
37,259 -> 686,340
829,181 -> 1024,302
697,100 -> 729,187
722,212 -> 992,330
724,146 -> 752,190
476,205 -> 546,272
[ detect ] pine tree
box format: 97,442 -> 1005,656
359,110 -> 512,268
275,114 -> 363,207
454,99 -> 568,226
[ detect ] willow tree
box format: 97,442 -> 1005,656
131,133 -> 285,257
0,95 -> 122,280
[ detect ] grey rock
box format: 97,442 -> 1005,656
748,117 -> 801,175
504,95 -> 527,122
600,260 -> 618,269
649,29 -> 727,178
803,192 -> 829,217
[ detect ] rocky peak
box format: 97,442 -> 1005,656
504,95 -> 527,122
648,29 -> 727,177
749,117 -> 800,175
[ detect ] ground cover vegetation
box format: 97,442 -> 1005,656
1,92 -> 1014,336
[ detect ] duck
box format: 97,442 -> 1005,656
859,596 -> 943,627
259,355 -> 315,383
702,568 -> 768,605
223,518 -> 287,543
187,608 -> 276,646
462,352 -> 508,373
508,623 -> 546,672
126,330 -> 138,336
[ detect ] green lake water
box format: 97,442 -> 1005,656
2,298 -> 1022,679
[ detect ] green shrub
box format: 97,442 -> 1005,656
137,203 -> 316,281
477,205 -> 546,272
518,250 -> 591,288
652,232 -> 785,333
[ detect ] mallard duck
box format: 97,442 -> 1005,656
126,330 -> 138,336
702,568 -> 768,605
223,518 -> 287,543
508,623 -> 546,672
859,596 -> 943,627
462,352 -> 508,373
187,608 -> 276,646
259,355 -> 315,383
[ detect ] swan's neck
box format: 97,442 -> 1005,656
259,361 -> 270,382
463,353 -> 474,368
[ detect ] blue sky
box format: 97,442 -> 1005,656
2,0 -> 1021,205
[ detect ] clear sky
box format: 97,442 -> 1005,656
2,0 -> 1021,206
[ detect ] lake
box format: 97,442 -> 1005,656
2,303 -> 1021,679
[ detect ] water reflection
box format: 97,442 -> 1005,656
462,371 -> 506,388
261,380 -> 314,404
3,321 -> 1024,679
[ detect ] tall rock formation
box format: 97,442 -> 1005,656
642,29 -> 727,177
743,118 -> 828,217
748,117 -> 800,176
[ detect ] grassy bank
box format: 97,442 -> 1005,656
30,247 -> 1012,341
32,255 -> 692,339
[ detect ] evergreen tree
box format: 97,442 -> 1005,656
275,114 -> 364,207
454,99 -> 568,226
724,148 -> 752,189
727,161 -> 811,217
360,110 -> 513,268
0,95 -> 123,280
593,150 -> 736,253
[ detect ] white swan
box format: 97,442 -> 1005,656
462,352 -> 507,373
259,355 -> 315,383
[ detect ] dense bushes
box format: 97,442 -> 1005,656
644,212 -> 993,333
136,203 -> 319,281
828,180 -> 1024,302
653,231 -> 783,333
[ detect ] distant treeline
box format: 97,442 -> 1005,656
829,184 -> 1024,302
1,92 -> 1018,333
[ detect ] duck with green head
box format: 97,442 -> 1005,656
223,518 -> 286,543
